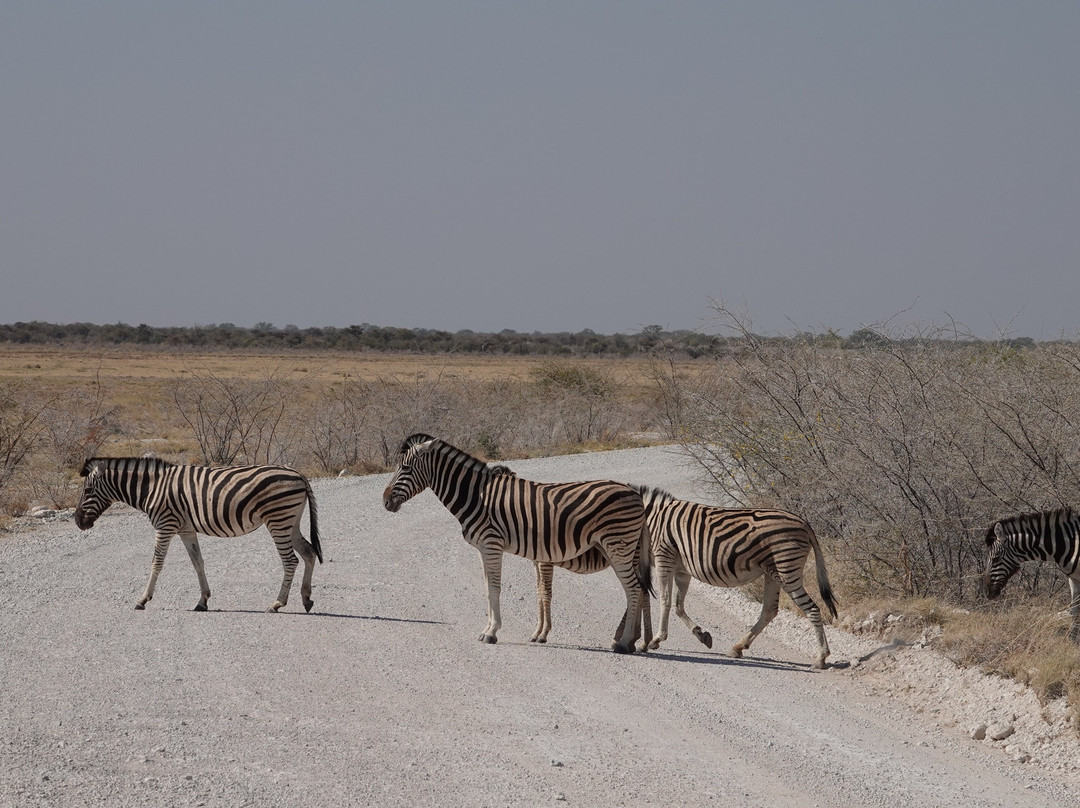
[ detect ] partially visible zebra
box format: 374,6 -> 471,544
534,487 -> 837,667
984,507 -> 1080,641
637,486 -> 837,668
74,457 -> 322,613
382,434 -> 651,653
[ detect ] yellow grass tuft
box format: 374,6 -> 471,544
937,603 -> 1080,718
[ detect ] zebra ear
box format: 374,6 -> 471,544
994,522 -> 1006,542
79,459 -> 94,477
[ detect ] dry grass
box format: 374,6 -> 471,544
836,593 -> 1080,726
1,346 -> 671,388
937,603 -> 1080,711
3,348 -> 680,451
0,347 -> 693,515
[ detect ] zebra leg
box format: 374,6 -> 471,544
609,557 -> 645,654
291,525 -> 318,613
639,585 -> 653,651
731,575 -> 780,660
136,530 -> 175,610
782,581 -> 831,669
478,546 -> 504,644
1068,578 -> 1080,643
648,563 -> 676,649
532,562 -> 554,643
672,570 -> 712,648
268,528 -> 300,613
179,531 -> 211,611
610,596 -> 652,652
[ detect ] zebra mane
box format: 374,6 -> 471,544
80,456 -> 175,477
398,434 -> 497,477
987,507 -> 1075,546
631,484 -> 674,504
397,433 -> 437,458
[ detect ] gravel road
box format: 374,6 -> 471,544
2,446 -> 1078,807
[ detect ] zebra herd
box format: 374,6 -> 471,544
74,434 -> 1080,664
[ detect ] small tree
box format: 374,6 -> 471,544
0,382 -> 53,513
171,368 -> 295,465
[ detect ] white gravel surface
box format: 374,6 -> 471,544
2,445 -> 1079,807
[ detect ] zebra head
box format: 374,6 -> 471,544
74,458 -> 115,530
983,521 -> 1020,600
383,434 -> 438,513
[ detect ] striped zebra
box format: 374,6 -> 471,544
984,507 -> 1080,641
74,457 -> 322,613
535,487 -> 837,667
637,486 -> 837,668
382,434 -> 651,653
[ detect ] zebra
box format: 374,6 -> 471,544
984,507 -> 1080,641
637,486 -> 837,668
382,434 -> 651,653
74,457 -> 322,613
534,487 -> 837,667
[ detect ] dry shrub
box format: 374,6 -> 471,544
154,359 -> 661,476
657,302 -> 1080,604
169,367 -> 296,466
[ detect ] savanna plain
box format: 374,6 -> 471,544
3,343 -> 1080,806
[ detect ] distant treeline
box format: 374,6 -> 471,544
0,321 -> 722,356
0,320 -> 1041,356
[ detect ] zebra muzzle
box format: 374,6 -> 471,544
383,488 -> 402,513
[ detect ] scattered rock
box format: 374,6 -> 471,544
970,723 -> 988,741
987,724 -> 1015,742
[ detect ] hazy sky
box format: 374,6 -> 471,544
2,3 -> 1078,338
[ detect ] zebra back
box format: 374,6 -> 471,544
633,483 -> 837,619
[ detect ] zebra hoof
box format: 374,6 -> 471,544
479,634 -> 497,644
193,603 -> 208,612
303,599 -> 314,613
134,603 -> 146,611
612,643 -> 632,654
535,637 -> 547,644
693,628 -> 713,649
729,645 -> 744,659
267,603 -> 282,613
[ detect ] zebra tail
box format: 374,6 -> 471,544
808,528 -> 837,620
638,522 -> 655,598
306,479 -> 323,563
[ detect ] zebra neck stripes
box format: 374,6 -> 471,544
75,457 -> 173,526
985,508 -> 1080,599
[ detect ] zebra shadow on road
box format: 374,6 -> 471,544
521,641 -> 814,673
201,608 -> 448,626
